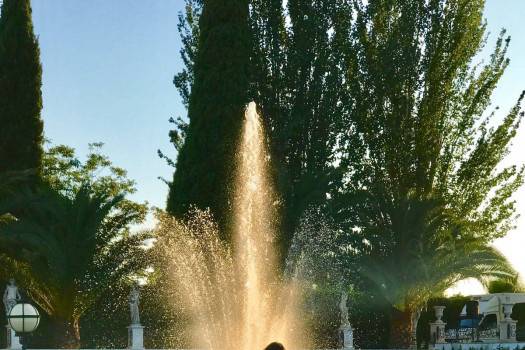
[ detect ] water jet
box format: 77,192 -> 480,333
157,102 -> 306,350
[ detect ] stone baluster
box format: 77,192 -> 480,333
499,298 -> 517,343
429,305 -> 447,347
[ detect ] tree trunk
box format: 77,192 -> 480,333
389,308 -> 421,349
51,317 -> 81,348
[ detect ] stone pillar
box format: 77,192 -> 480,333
429,306 -> 447,345
499,303 -> 517,343
5,325 -> 22,350
339,324 -> 354,350
127,324 -> 144,350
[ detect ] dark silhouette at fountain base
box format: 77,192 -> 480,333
265,342 -> 285,350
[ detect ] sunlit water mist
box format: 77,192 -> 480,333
157,102 -> 307,350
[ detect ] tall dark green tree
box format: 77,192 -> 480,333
166,0 -> 251,238
251,0 -> 351,256
166,0 -> 351,252
0,0 -> 44,181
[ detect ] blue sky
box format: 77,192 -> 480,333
31,1 -> 525,293
31,0 -> 186,211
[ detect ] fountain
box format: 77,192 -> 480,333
156,102 -> 307,350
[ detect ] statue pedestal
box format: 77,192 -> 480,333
5,325 -> 22,350
339,324 -> 354,350
499,319 -> 517,342
429,321 -> 447,344
128,324 -> 144,350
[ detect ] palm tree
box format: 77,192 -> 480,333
0,184 -> 149,348
358,196 -> 517,349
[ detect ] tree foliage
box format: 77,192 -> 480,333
168,0 -> 524,347
250,0 -> 352,255
168,0 -> 351,252
330,0 -> 524,347
488,275 -> 524,293
0,144 -> 149,347
0,185 -> 150,347
0,0 -> 44,182
43,142 -> 148,228
166,0 -> 251,239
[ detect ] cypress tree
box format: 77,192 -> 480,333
166,0 -> 251,238
0,0 -> 44,180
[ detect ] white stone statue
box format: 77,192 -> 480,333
129,284 -> 141,325
3,278 -> 21,316
339,291 -> 350,326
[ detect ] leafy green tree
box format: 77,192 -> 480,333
357,200 -> 517,348
42,142 -> 147,225
332,0 -> 524,347
166,0 -> 251,239
0,144 -> 148,347
249,0 -> 351,257
0,185 -> 150,348
167,0 -> 351,253
488,275 -> 523,293
0,0 -> 44,182
44,143 -> 135,196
